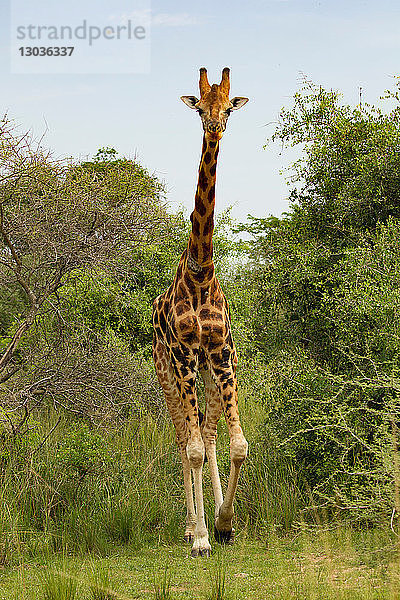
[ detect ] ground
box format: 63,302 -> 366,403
1,530 -> 399,599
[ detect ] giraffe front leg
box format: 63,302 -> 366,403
190,455 -> 211,557
215,426 -> 247,543
185,401 -> 211,557
214,424 -> 247,543
211,359 -> 248,544
171,356 -> 211,557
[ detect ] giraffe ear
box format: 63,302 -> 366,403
181,96 -> 199,109
230,97 -> 249,110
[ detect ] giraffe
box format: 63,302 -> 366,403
152,67 -> 248,557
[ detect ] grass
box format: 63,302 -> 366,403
206,553 -> 228,600
0,392 -> 399,599
0,531 -> 399,600
89,560 -> 117,599
153,566 -> 172,600
0,389 -> 304,568
40,562 -> 79,600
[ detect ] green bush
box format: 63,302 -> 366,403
56,423 -> 112,479
234,80 -> 400,522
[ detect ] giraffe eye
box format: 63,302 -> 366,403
197,108 -> 204,116
225,108 -> 232,116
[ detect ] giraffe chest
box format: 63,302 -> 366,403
154,268 -> 231,353
169,294 -> 230,351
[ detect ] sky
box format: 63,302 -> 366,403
1,0 -> 400,222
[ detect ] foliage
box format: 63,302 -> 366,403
0,408 -> 40,467
270,78 -> 400,243
89,561 -> 116,600
0,119 -> 166,383
235,79 -> 400,522
3,534 -> 400,599
0,127 -> 170,421
56,423 -> 112,478
153,566 -> 172,600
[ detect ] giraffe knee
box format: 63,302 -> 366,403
187,438 -> 205,469
230,435 -> 248,466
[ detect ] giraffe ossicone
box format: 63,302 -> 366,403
152,67 -> 248,558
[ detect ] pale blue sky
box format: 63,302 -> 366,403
1,0 -> 400,220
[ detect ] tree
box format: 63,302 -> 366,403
0,119 -> 167,421
235,79 -> 400,522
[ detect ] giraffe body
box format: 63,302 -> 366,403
152,68 -> 248,557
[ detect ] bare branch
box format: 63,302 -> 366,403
31,415 -> 62,455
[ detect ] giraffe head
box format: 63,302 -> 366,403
181,67 -> 248,141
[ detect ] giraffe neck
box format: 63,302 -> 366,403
188,135 -> 219,267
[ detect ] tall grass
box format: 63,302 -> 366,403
153,566 -> 172,600
40,563 -> 78,600
89,561 -> 116,600
0,384 -> 303,566
206,554 -> 233,600
0,410 -> 181,564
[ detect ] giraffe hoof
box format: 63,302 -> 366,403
191,547 -> 211,558
214,525 -> 235,545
